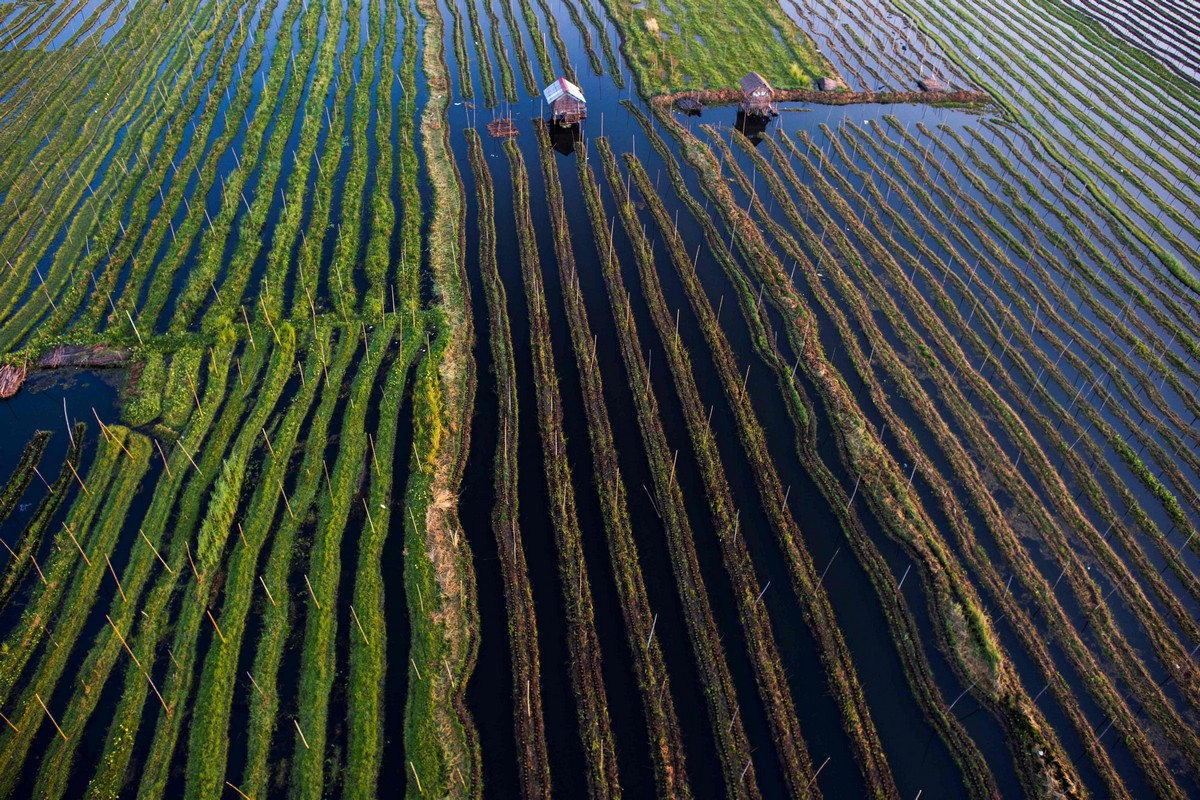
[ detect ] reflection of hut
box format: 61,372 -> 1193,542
548,122 -> 581,155
917,76 -> 949,92
817,76 -> 847,92
735,110 -> 768,144
543,76 -> 587,126
739,71 -> 777,117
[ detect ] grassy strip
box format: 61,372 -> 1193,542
122,0 -> 283,333
514,0 -> 554,84
167,0 -> 312,333
598,139 -> 822,798
873,120 -> 1200,515
462,0 -> 498,107
582,139 -> 759,798
620,148 -> 900,799
448,0 -> 474,99
959,123 -> 1200,402
403,0 -> 480,794
545,131 -> 696,797
0,0 -> 216,347
235,331 -> 355,796
886,0 -> 1200,296
504,138 -> 619,798
804,125 -> 1200,733
177,325 -> 303,798
495,0 -> 537,96
0,427 -> 150,796
286,322 -> 395,797
465,129 -> 553,797
0,430 -> 51,526
556,0 -> 602,77
259,0 -> 343,320
744,127 -> 1171,796
864,121 -> 1200,611
0,424 -> 84,617
481,0 -> 519,101
762,126 -> 1200,778
76,342 -> 241,796
593,0 -> 833,95
343,328 -> 421,797
624,100 -> 996,797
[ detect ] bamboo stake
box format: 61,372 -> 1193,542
409,762 -> 423,794
64,524 -> 91,566
185,371 -> 202,415
105,554 -> 126,602
246,671 -> 266,699
368,434 -> 380,475
30,553 -> 48,585
259,576 -> 277,607
65,458 -> 89,495
279,481 -> 294,519
0,710 -> 18,732
238,523 -> 248,547
185,541 -> 202,583
350,605 -> 369,645
304,574 -> 320,609
178,442 -> 202,474
225,781 -> 252,800
294,719 -> 310,749
262,427 -> 275,457
34,693 -> 67,741
410,657 -> 423,680
155,439 -> 174,479
139,530 -> 172,573
207,610 -> 227,644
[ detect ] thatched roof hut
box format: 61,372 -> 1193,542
817,76 -> 847,92
739,71 -> 777,117
917,76 -> 949,92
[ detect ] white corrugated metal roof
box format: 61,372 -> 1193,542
542,76 -> 586,105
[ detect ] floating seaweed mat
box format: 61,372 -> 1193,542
487,118 -> 520,138
0,364 -> 27,399
36,344 -> 130,369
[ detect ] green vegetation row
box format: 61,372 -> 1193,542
465,128 -> 552,797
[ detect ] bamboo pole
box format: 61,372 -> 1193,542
0,710 -> 18,732
294,719 -> 310,749
225,781 -> 252,800
64,525 -> 92,568
34,693 -> 67,741
140,529 -> 172,573
65,458 -> 89,495
104,554 -> 126,601
206,610 -> 227,644
30,553 -> 47,585
259,576 -> 277,607
304,574 -> 320,609
154,439 -> 174,479
350,605 -> 369,644
185,541 -> 202,583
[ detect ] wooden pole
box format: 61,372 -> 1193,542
259,576 -> 277,607
155,439 -> 174,479
64,524 -> 91,566
140,529 -> 173,574
304,574 -> 320,609
351,605 -> 369,644
294,719 -> 310,749
65,458 -> 89,495
34,693 -> 67,741
206,610 -> 227,644
105,554 -> 126,601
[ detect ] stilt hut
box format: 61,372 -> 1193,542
739,71 -> 777,118
543,77 -> 587,126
